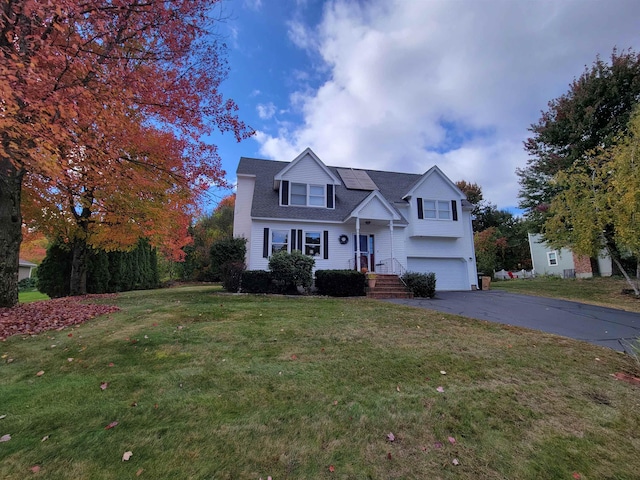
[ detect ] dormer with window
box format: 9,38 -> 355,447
403,166 -> 465,238
274,148 -> 341,210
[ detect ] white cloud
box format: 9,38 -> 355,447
255,0 -> 640,208
256,102 -> 277,120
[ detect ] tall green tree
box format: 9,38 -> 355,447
518,48 -> 640,227
545,107 -> 640,295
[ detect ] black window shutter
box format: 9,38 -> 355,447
323,231 -> 329,259
452,200 -> 458,221
417,198 -> 424,219
327,184 -> 334,208
263,228 -> 269,258
291,229 -> 297,250
281,181 -> 289,205
297,230 -> 303,252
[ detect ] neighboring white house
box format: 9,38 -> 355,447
527,233 -> 612,278
233,148 -> 479,291
18,259 -> 37,281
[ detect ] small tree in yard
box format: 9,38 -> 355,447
210,238 -> 247,281
268,250 -> 315,294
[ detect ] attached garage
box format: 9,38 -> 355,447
406,257 -> 469,291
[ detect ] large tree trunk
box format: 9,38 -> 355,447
70,239 -> 89,296
0,159 -> 24,308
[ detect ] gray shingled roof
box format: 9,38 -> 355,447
237,157 -> 425,224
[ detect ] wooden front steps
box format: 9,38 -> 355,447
366,274 -> 413,299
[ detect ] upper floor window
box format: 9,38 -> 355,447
422,199 -> 451,220
547,251 -> 558,266
290,182 -> 325,207
281,180 -> 334,208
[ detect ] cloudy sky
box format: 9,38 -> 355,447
207,0 -> 640,213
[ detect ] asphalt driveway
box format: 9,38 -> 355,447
383,290 -> 640,351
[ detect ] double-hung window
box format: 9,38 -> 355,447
304,231 -> 321,256
422,199 -> 451,220
272,230 -> 289,254
547,251 -> 558,266
290,183 -> 325,207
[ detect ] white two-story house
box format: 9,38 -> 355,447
233,148 -> 478,290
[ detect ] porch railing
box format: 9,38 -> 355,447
347,257 -> 405,276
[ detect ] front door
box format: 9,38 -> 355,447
354,234 -> 375,272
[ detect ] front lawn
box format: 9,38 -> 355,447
492,276 -> 640,313
1,286 -> 638,479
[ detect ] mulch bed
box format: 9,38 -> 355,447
0,295 -> 120,341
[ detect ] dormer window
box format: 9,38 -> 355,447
290,183 -> 325,206
281,180 -> 334,208
417,198 -> 458,221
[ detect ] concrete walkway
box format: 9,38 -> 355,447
383,290 -> 640,351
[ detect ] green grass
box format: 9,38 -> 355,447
1,286 -> 639,479
492,276 -> 640,313
18,291 -> 49,303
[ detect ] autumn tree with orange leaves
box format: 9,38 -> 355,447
0,1 -> 252,305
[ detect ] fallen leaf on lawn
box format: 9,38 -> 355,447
108,362 -> 114,367
154,403 -> 158,409
1,354 -> 6,358
396,385 -> 401,392
448,436 -> 456,444
36,370 -> 44,376
0,415 -> 6,420
387,452 -> 392,460
595,357 -> 601,362
30,465 -> 41,473
291,354 -> 297,360
131,402 -> 138,407
136,468 -> 144,476
0,434 -> 11,442
41,435 -> 49,442
122,451 -> 133,461
436,386 -> 444,393
333,400 -> 338,406
572,473 -> 582,479
386,432 -> 395,442
452,458 -> 460,466
68,333 -> 73,337
434,442 -> 443,449
440,370 -> 447,375
67,358 -> 74,362
100,382 -> 109,390
105,421 -> 118,430
328,465 -> 335,472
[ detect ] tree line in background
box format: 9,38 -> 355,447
455,181 -> 532,275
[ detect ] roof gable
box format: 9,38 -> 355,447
345,190 -> 402,222
402,165 -> 464,200
273,148 -> 341,188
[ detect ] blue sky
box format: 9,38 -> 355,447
205,0 -> 640,214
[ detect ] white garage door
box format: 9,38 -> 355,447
406,257 -> 469,291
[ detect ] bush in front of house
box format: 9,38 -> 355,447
220,261 -> 245,293
268,250 -> 315,294
240,270 -> 274,293
402,271 -> 436,298
315,270 -> 366,297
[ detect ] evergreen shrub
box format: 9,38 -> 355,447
402,272 -> 436,298
315,270 -> 366,297
240,270 -> 274,293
